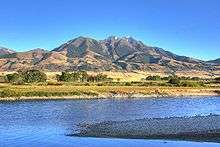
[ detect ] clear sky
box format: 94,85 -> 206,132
0,0 -> 219,60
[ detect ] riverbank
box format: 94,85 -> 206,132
73,115 -> 220,143
0,84 -> 219,101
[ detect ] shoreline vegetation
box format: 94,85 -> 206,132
0,70 -> 219,101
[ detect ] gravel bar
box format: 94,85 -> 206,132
73,115 -> 220,142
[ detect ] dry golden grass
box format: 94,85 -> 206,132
0,83 -> 219,100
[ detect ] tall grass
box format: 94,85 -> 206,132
0,88 -> 98,98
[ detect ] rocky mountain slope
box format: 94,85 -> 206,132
208,58 -> 220,65
0,36 -> 218,73
0,47 -> 15,55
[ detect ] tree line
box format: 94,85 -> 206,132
0,70 -> 47,84
146,75 -> 201,81
145,75 -> 218,87
0,70 -> 219,86
0,70 -> 112,84
57,71 -> 113,82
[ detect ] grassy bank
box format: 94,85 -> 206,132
0,70 -> 219,100
0,83 -> 219,101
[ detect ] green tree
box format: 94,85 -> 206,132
6,73 -> 24,84
22,70 -> 47,83
0,75 -> 8,83
79,71 -> 88,82
58,72 -> 72,82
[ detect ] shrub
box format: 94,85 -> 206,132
191,77 -> 200,81
87,74 -> 112,82
0,75 -> 8,83
125,82 -> 132,86
161,76 -> 170,81
168,77 -> 181,85
22,70 -> 47,83
58,72 -> 74,82
47,81 -> 63,86
179,76 -> 191,80
146,75 -> 161,81
180,81 -> 204,87
0,89 -> 21,97
215,77 -> 220,81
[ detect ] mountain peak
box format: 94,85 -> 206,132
106,36 -> 120,41
0,36 -> 218,73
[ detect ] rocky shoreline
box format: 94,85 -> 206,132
72,115 -> 220,143
0,92 -> 219,101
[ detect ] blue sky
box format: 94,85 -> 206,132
0,0 -> 219,60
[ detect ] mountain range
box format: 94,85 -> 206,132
0,36 -> 219,74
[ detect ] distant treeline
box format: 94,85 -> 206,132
145,75 -> 214,87
0,70 -> 47,84
146,75 -> 201,81
57,71 -> 113,82
0,70 -> 112,84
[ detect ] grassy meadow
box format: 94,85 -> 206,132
0,71 -> 219,100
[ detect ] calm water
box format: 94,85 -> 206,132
0,96 -> 220,147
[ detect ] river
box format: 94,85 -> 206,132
0,96 -> 220,147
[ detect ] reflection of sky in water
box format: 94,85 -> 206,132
0,96 -> 220,147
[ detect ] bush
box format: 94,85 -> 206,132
47,81 -> 63,86
0,89 -> 21,97
0,75 -> 8,83
168,77 -> 181,85
180,81 -> 204,87
215,77 -> 220,81
125,82 -> 132,86
179,76 -> 191,80
58,72 -> 74,82
161,76 -> 172,81
22,70 -> 47,83
146,75 -> 161,81
191,77 -> 200,81
87,74 -> 112,82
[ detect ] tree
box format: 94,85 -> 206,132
6,73 -> 24,84
146,75 -> 161,81
0,75 -> 8,83
79,71 -> 88,82
58,71 -> 111,83
58,72 -> 72,82
58,71 -> 88,82
22,70 -> 47,83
